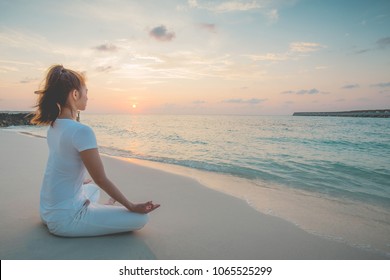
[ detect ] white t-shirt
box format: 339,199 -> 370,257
40,119 -> 97,224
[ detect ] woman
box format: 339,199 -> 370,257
31,65 -> 160,237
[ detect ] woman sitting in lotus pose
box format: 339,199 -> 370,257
32,65 -> 159,237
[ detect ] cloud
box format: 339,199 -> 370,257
198,23 -> 217,33
376,37 -> 390,49
214,1 -> 262,12
149,25 -> 175,42
342,84 -> 359,89
0,29 -> 91,59
354,36 -> 390,54
95,65 -> 113,72
290,42 -> 325,53
20,77 -> 38,84
246,53 -> 290,62
355,48 -> 371,54
281,88 -> 327,95
299,88 -> 319,94
371,82 -> 390,88
266,9 -> 279,23
188,0 -> 262,13
193,100 -> 206,104
0,28 -> 45,50
93,43 -> 118,52
0,65 -> 19,73
0,59 -> 33,66
188,0 -> 198,8
188,1 -> 280,23
246,41 -> 325,62
223,98 -> 266,104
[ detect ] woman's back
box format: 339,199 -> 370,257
40,119 -> 97,223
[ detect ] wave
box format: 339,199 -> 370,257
98,144 -> 390,208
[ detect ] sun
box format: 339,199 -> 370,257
132,104 -> 137,109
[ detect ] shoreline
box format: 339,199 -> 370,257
106,155 -> 390,257
1,129 -> 388,259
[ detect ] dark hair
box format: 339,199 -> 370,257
31,65 -> 86,126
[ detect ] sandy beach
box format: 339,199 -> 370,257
0,130 -> 386,260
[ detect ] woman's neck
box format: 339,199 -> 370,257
58,107 -> 77,120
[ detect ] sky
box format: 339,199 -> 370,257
0,0 -> 389,115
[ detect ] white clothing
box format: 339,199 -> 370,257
40,119 -> 148,237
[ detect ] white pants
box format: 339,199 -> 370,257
45,184 -> 149,237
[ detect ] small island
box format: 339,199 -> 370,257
293,109 -> 390,118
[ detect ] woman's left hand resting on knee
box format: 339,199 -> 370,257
80,148 -> 160,214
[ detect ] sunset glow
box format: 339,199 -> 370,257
0,0 -> 389,115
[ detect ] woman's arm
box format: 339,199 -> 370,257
80,148 -> 159,213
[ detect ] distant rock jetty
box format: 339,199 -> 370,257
0,112 -> 34,127
293,109 -> 390,118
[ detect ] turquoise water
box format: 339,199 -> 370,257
84,114 -> 390,208
10,114 -> 390,208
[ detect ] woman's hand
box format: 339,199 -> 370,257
130,201 -> 160,214
80,149 -> 160,214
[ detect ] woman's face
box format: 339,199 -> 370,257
76,86 -> 88,111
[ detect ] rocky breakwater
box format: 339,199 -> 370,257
293,109 -> 390,118
0,112 -> 34,127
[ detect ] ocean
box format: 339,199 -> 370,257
9,114 -> 390,209
5,114 -> 390,256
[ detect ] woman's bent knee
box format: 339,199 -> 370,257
133,213 -> 149,230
